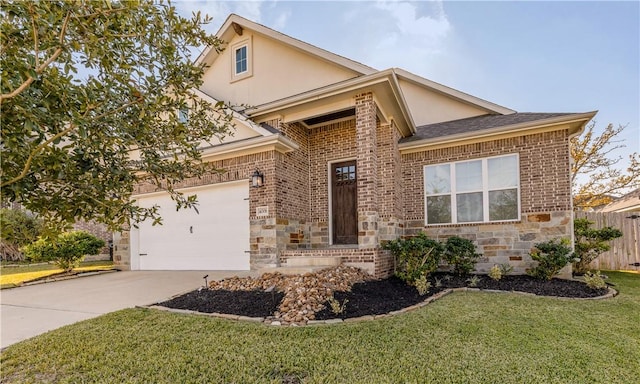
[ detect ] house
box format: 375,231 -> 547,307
113,14 -> 595,277
597,188 -> 640,213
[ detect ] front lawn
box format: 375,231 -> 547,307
0,260 -> 114,288
1,271 -> 638,383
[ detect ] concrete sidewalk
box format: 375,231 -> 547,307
0,270 -> 253,349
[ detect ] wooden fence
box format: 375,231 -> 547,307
575,211 -> 640,271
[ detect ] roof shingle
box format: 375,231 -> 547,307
400,112 -> 578,143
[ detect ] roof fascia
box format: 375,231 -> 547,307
192,88 -> 273,137
196,14 -> 377,75
246,69 -> 415,135
399,111 -> 597,153
200,134 -> 299,162
394,68 -> 516,115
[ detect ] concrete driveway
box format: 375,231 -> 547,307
0,270 -> 254,349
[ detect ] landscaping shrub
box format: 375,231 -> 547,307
488,265 -> 503,281
528,238 -> 575,280
414,274 -> 431,296
0,208 -> 43,261
443,236 -> 481,275
583,270 -> 608,290
22,231 -> 105,272
383,232 -> 442,284
573,218 -> 622,275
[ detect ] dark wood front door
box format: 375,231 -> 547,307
331,160 -> 357,244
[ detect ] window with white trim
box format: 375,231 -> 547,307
230,38 -> 252,81
424,154 -> 520,225
234,45 -> 247,75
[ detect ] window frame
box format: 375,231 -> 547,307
230,38 -> 252,82
423,153 -> 521,226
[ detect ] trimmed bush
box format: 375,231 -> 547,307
583,270 -> 607,290
528,238 -> 575,280
573,218 -> 622,275
383,232 -> 443,284
22,231 -> 105,272
443,236 -> 481,275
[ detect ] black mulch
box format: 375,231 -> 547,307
157,273 -> 609,321
157,289 -> 284,318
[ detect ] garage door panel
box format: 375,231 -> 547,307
136,181 -> 249,270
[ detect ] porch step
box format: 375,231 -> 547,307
259,266 -> 336,275
284,256 -> 342,267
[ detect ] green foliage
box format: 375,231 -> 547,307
414,274 -> 431,296
0,208 -> 43,260
490,263 -> 514,280
22,230 -> 105,272
1,1 -> 234,233
573,218 -> 623,274
1,271 -> 639,383
499,263 -> 514,276
528,238 -> 575,281
327,297 -> 348,315
467,275 -> 481,287
443,236 -> 481,275
583,271 -> 608,290
488,265 -> 503,281
383,232 -> 442,284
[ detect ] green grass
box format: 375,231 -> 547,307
0,260 -> 114,288
1,271 -> 639,383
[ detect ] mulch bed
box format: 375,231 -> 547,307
158,272 -> 609,321
158,289 -> 284,318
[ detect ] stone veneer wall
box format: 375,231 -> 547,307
279,93 -> 401,278
401,130 -> 574,273
279,248 -> 394,277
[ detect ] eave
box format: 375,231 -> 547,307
196,14 -> 376,76
399,111 -> 597,154
244,69 -> 416,136
200,134 -> 299,162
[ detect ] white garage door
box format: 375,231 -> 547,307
134,181 -> 250,270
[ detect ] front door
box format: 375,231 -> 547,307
331,160 -> 357,244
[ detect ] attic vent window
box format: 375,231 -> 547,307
235,45 -> 247,75
230,38 -> 252,82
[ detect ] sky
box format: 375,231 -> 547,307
174,0 -> 639,173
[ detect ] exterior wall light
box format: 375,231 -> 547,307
251,169 -> 264,188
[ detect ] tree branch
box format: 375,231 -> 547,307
1,98 -> 143,188
0,11 -> 71,105
29,4 -> 40,68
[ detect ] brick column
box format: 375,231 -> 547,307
355,92 -> 379,247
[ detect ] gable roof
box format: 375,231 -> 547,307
394,69 -> 515,116
244,68 -> 415,136
197,14 -> 376,75
399,111 -> 597,150
197,14 -> 515,118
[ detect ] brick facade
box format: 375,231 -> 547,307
115,92 -> 576,279
401,130 -> 574,274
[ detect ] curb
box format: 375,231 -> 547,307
3,269 -> 118,289
139,284 -> 617,327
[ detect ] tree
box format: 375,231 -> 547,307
1,0 -> 234,235
0,208 -> 43,261
572,218 -> 622,275
22,230 -> 105,272
570,121 -> 640,210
